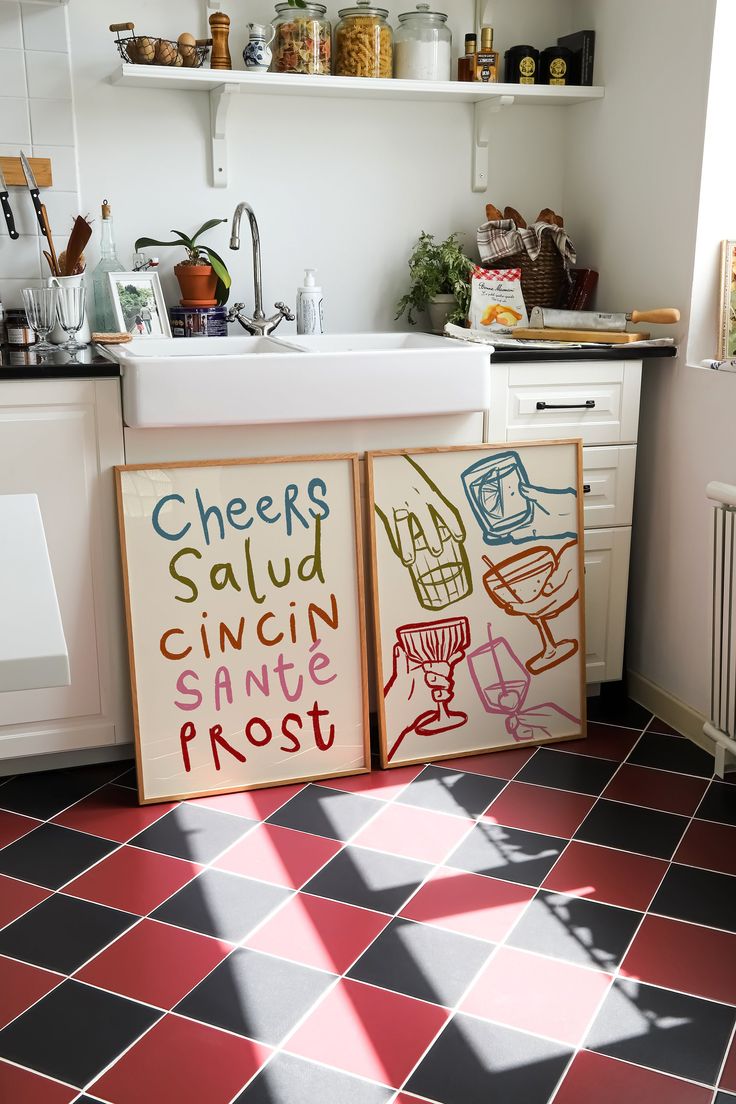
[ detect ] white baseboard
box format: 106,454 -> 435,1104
0,744 -> 134,778
627,668 -> 735,768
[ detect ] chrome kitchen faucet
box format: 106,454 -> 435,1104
227,202 -> 294,337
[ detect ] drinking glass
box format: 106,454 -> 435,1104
55,283 -> 86,352
21,286 -> 58,355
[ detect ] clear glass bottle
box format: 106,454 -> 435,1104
91,200 -> 124,333
272,2 -> 332,74
334,1 -> 393,79
394,4 -> 452,82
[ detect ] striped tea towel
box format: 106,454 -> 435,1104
477,219 -> 577,268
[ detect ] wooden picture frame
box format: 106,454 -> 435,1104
718,241 -> 736,360
367,441 -> 587,769
108,270 -> 171,339
116,454 -> 370,804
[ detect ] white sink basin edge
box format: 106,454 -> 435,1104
105,333 -> 491,429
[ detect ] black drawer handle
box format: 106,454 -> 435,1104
536,400 -> 596,411
583,484 -> 592,494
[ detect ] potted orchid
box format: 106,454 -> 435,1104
134,219 -> 232,307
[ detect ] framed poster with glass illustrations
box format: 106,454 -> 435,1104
367,442 -> 586,768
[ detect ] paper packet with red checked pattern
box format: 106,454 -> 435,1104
467,265 -> 528,333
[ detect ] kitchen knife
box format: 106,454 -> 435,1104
19,151 -> 47,239
529,306 -> 680,332
0,165 -> 18,240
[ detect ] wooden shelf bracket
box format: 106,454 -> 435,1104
472,95 -> 514,192
209,82 -> 240,188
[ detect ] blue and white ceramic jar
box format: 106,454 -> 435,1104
243,23 -> 276,70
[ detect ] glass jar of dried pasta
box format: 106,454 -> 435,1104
334,1 -> 393,79
272,2 -> 332,75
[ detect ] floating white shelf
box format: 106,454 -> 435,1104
111,64 -> 604,190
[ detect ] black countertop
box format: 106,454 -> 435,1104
491,344 -> 677,363
0,345 -> 118,380
0,341 -> 677,382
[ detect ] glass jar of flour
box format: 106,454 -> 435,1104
394,4 -> 452,81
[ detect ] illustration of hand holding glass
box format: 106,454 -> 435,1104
482,541 -> 579,674
462,451 -> 577,546
375,457 -> 472,611
384,617 -> 471,762
468,623 -> 579,741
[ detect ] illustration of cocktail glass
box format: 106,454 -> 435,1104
397,617 -> 470,735
482,547 -> 578,674
402,513 -> 472,611
462,451 -> 534,545
468,625 -> 531,734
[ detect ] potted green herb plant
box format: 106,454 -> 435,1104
395,231 -> 474,332
134,219 -> 232,308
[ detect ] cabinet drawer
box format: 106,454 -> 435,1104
490,360 -> 642,446
582,445 -> 637,529
584,526 -> 632,684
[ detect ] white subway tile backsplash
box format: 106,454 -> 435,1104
0,233 -> 41,279
41,188 -> 79,241
0,276 -> 33,309
29,96 -> 74,145
0,48 -> 27,97
20,2 -> 68,52
0,4 -> 23,50
24,48 -> 71,100
31,143 -> 77,192
0,96 -> 31,144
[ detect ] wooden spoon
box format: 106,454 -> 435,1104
39,206 -> 59,275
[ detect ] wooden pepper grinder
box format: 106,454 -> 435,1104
209,11 -> 232,70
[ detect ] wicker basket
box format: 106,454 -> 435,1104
499,234 -> 568,311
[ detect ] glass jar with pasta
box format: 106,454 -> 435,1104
272,2 -> 331,75
334,1 -> 393,79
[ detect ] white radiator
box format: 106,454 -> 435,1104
705,481 -> 736,776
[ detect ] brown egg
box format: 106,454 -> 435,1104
154,38 -> 179,65
132,36 -> 155,63
178,32 -> 198,67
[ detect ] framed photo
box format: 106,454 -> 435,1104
718,240 -> 736,359
108,271 -> 171,339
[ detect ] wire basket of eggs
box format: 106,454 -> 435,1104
110,23 -> 212,68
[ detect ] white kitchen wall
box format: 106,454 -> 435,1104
62,0 -> 581,330
566,0 -> 722,719
0,1 -> 80,306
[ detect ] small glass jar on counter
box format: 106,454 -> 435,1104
272,2 -> 332,75
6,309 -> 35,348
394,4 -> 451,82
334,1 -> 393,79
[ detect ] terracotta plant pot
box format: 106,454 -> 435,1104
175,262 -> 218,308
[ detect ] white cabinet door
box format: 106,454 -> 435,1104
582,445 -> 637,529
584,527 -> 632,684
0,380 -> 130,760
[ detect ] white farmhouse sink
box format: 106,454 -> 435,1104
103,333 -> 491,429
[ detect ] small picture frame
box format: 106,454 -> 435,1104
108,271 -> 171,339
718,240 -> 736,359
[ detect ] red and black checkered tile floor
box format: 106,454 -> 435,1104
1,691 -> 736,1103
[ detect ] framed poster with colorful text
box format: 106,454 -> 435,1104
368,442 -> 586,768
116,455 -> 370,804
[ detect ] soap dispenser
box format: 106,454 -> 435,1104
296,269 -> 324,336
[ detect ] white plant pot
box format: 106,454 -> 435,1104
428,293 -> 457,335
45,273 -> 92,345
